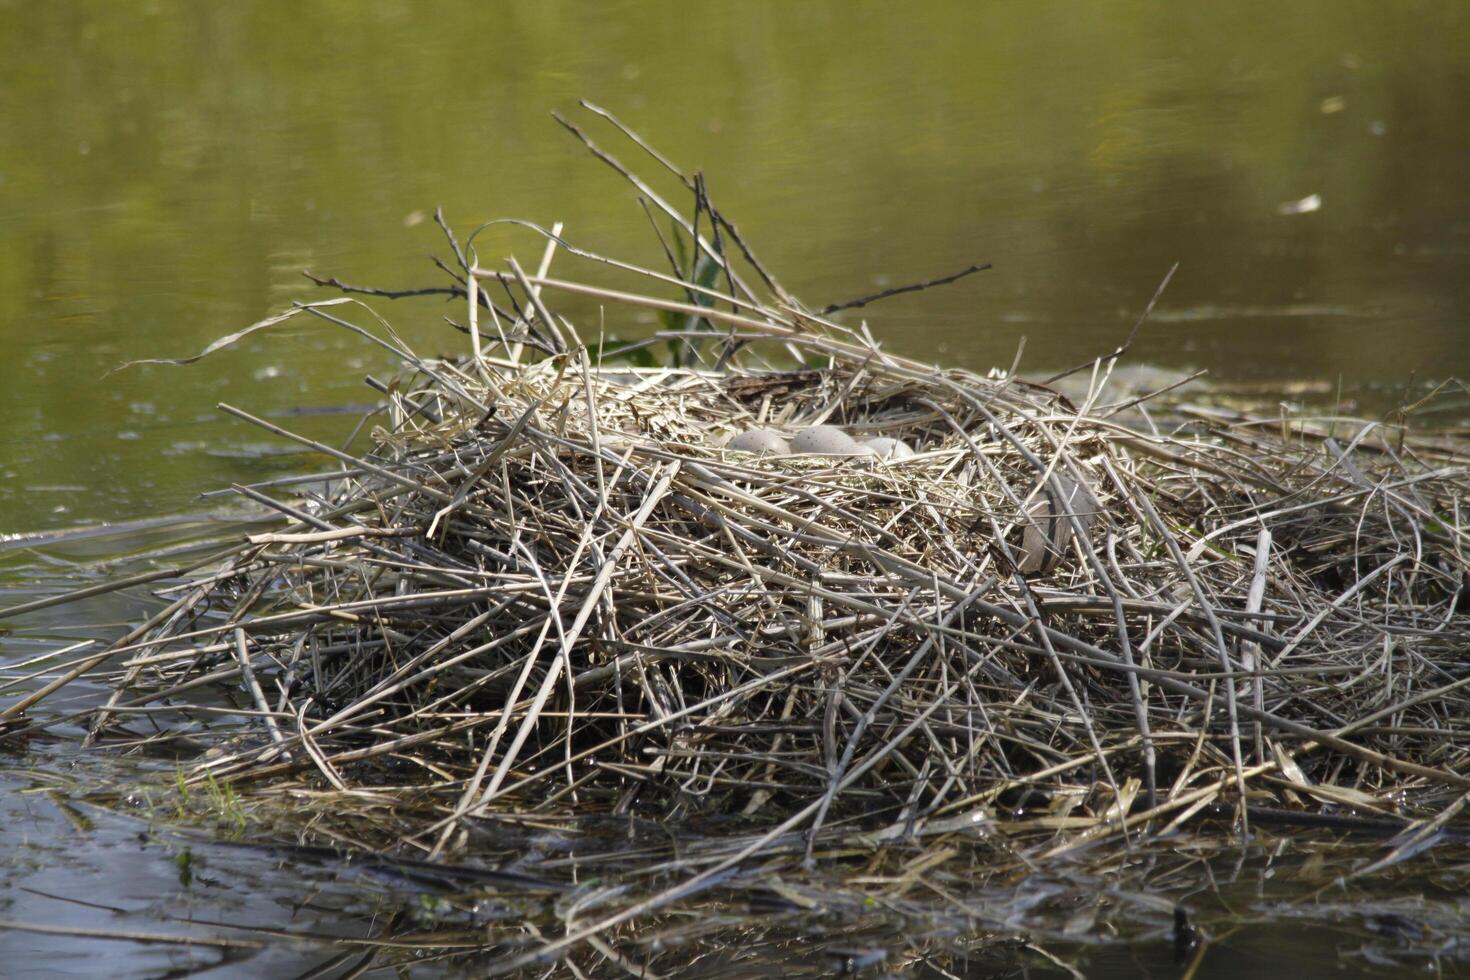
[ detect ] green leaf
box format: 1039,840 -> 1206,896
669,220 -> 689,272
691,251 -> 721,307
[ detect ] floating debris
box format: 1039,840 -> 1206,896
1279,192 -> 1323,215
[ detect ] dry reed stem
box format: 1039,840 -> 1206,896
7,107 -> 1470,971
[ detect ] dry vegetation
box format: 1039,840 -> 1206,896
5,106 -> 1470,974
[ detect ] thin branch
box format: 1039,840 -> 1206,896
820,262 -> 991,315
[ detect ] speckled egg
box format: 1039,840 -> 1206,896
862,437 -> 915,460
790,425 -> 865,456
725,429 -> 790,454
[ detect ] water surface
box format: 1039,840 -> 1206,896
3,3 -> 1470,976
2,0 -> 1468,532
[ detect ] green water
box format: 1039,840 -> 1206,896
3,0 -> 1469,533
3,2 -> 1470,975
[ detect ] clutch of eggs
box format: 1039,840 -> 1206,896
726,426 -> 914,459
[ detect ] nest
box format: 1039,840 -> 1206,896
9,108 -> 1470,970
206,354 -> 1131,831
77,285 -> 1470,842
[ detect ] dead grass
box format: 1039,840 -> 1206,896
6,104 -> 1470,974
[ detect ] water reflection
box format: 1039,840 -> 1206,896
0,758 -> 434,978
1,1 -> 1467,530
3,7 -> 1470,972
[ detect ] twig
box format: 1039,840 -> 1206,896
820,262 -> 991,316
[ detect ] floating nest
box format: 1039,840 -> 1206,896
8,108 -> 1470,970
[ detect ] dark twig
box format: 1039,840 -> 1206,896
303,272 -> 459,303
1042,262 -> 1178,386
434,206 -> 471,274
820,263 -> 992,316
303,271 -> 517,324
579,99 -> 694,190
